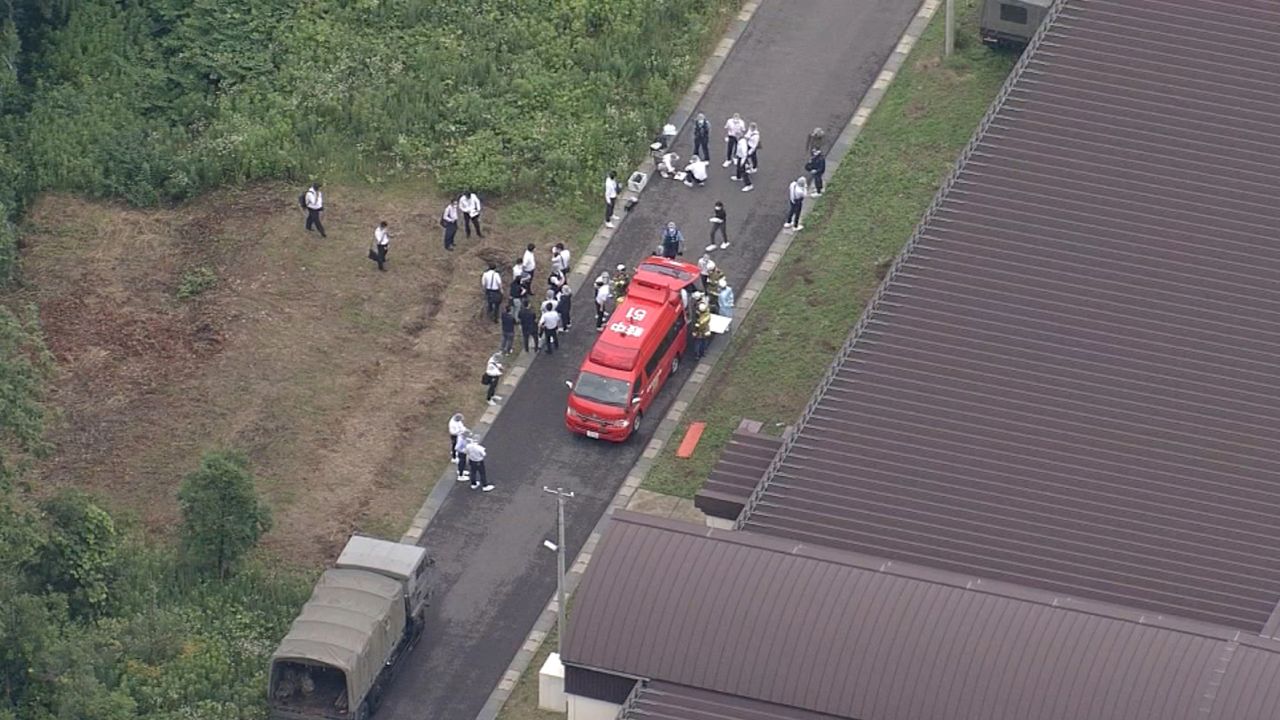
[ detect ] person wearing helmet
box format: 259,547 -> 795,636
611,263 -> 631,300
717,277 -> 735,318
594,272 -> 612,331
691,301 -> 712,359
661,222 -> 684,259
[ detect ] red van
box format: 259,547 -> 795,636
566,256 -> 701,441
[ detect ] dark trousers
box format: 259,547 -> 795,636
748,149 -> 759,171
305,208 -> 326,237
522,328 -> 538,352
710,222 -> 727,246
596,302 -> 608,329
450,433 -> 459,459
605,199 -> 616,223
468,459 -> 487,487
787,199 -> 804,226
542,327 -> 558,354
443,222 -> 458,250
486,376 -> 498,401
811,171 -> 824,194
375,244 -> 388,271
736,160 -> 752,187
457,452 -> 468,476
557,298 -> 572,329
693,136 -> 710,162
725,136 -> 738,163
501,331 -> 514,354
485,290 -> 502,322
695,335 -> 708,359
464,213 -> 482,238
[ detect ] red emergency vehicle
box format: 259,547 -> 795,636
566,256 -> 701,441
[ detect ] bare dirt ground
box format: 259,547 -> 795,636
12,181 -> 589,565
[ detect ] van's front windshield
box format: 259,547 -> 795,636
573,371 -> 631,407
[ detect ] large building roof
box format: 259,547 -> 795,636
565,513 -> 1280,720
622,681 -> 844,720
740,0 -> 1280,631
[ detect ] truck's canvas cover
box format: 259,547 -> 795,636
335,535 -> 425,582
271,569 -> 406,710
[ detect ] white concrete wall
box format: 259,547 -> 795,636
538,652 -> 566,711
567,692 -> 621,720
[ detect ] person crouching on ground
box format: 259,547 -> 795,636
484,352 -> 504,405
683,155 -> 709,187
659,150 -> 681,179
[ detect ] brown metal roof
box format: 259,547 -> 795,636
565,512 -> 1280,720
624,681 -> 844,720
694,422 -> 785,520
740,0 -> 1280,631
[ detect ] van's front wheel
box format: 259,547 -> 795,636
671,353 -> 681,375
631,412 -> 643,439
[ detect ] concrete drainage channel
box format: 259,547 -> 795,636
477,0 -> 945,718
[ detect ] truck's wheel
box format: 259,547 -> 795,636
632,412 -> 643,438
671,353 -> 681,375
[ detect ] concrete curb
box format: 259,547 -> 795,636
400,1 -> 764,548
477,0 -> 943,717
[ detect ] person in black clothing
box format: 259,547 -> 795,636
692,113 -> 711,163
500,304 -> 516,354
303,183 -> 326,237
805,148 -> 827,196
509,275 -> 528,314
706,200 -> 728,251
518,304 -> 538,353
556,285 -> 573,331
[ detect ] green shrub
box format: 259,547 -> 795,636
177,451 -> 273,579
176,266 -> 217,300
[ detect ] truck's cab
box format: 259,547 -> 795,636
566,257 -> 700,441
979,0 -> 1050,47
268,536 -> 430,720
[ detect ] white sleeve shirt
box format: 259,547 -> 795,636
375,226 -> 390,246
465,443 -> 487,463
443,204 -> 458,223
522,250 -> 536,273
746,129 -> 760,152
790,182 -> 806,203
482,269 -> 502,291
458,194 -> 480,216
305,188 -> 323,210
596,284 -> 611,305
605,177 -> 619,201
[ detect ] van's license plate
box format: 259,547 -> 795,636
586,431 -> 600,439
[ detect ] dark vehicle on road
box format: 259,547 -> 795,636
268,536 -> 431,720
980,0 -> 1050,47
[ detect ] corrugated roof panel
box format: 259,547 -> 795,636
741,0 -> 1280,632
564,513 -> 1280,720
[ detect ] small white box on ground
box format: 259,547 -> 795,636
539,651 -> 566,711
628,171 -> 649,194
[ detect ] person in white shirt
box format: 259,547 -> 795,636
551,243 -> 571,275
604,171 -> 620,228
659,151 -> 680,179
454,433 -> 471,481
512,258 -> 525,284
683,155 -> 709,187
745,122 -> 761,173
448,412 -> 468,461
303,182 -> 325,237
484,353 -> 504,405
723,113 -> 746,167
785,176 -> 808,231
458,191 -> 483,238
539,304 -> 562,354
442,200 -> 459,251
733,136 -> 753,191
371,221 -> 391,271
521,243 -> 537,278
465,438 -> 494,492
594,272 -> 612,331
481,263 -> 504,322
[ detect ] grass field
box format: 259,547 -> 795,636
642,0 -> 1018,499
12,183 -> 594,562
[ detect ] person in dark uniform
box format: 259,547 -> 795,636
692,113 -> 711,164
500,304 -> 516,354
519,303 -> 538,353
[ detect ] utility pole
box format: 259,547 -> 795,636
945,0 -> 955,57
543,486 -> 575,654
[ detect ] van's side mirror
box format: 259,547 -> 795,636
632,396 -> 642,405
565,380 -> 574,389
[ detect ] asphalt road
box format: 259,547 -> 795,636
377,1 -> 921,718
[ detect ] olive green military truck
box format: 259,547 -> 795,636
268,535 -> 431,720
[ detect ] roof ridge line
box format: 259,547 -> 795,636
736,0 -> 1072,528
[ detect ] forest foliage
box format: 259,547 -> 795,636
2,0 -> 738,211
